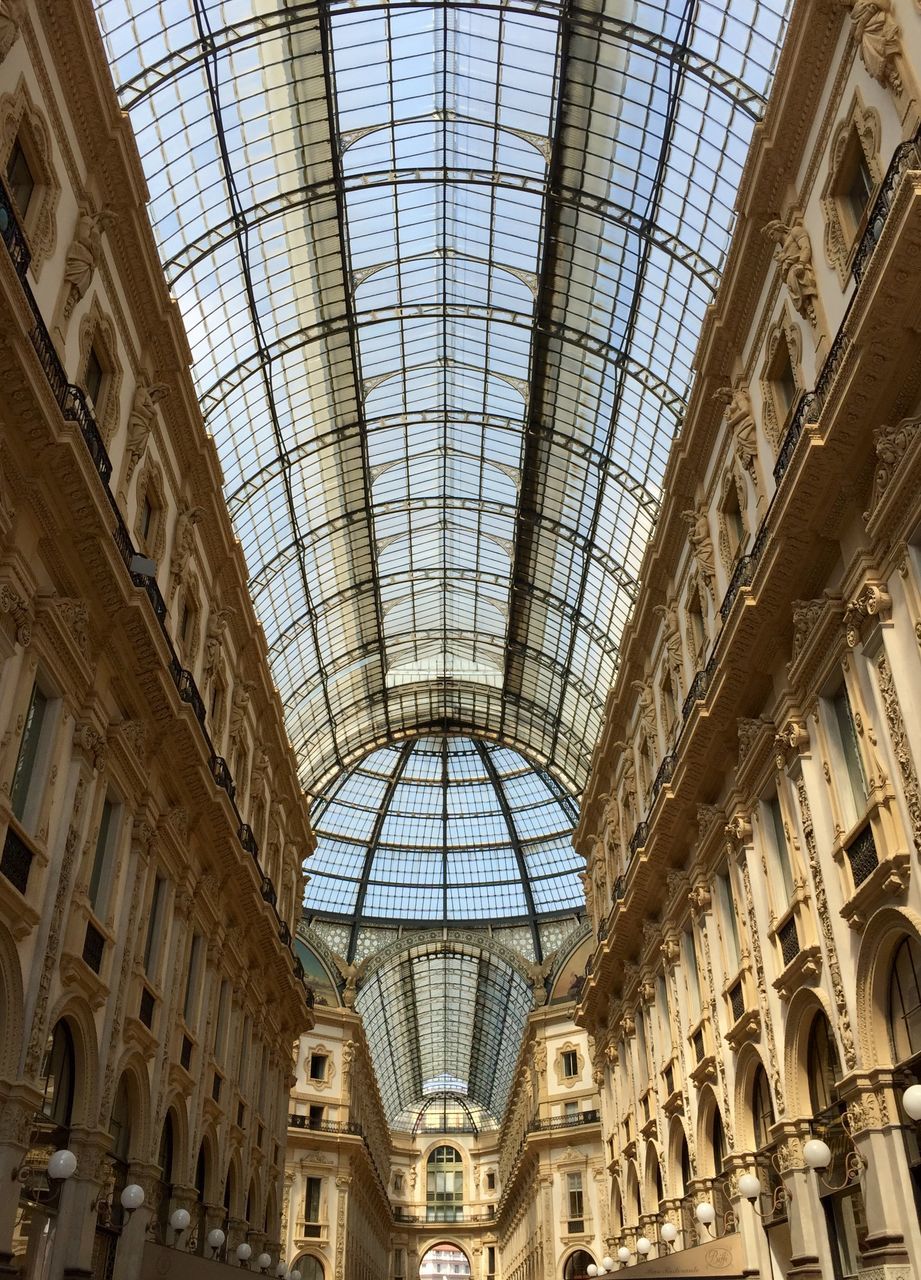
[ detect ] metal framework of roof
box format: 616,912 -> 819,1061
305,734 -> 582,958
355,940 -> 533,1127
94,0 -> 793,1126
94,0 -> 792,802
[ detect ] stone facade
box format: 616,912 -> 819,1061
574,2 -> 921,1278
0,4 -> 314,1277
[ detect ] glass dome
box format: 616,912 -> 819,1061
304,735 -> 582,925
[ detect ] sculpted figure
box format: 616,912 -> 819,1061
203,604 -> 233,680
124,379 -> 169,490
0,1 -> 24,63
847,0 -> 902,93
714,384 -> 760,490
633,679 -> 657,740
228,681 -> 253,745
682,505 -> 716,587
656,598 -> 685,693
169,501 -> 204,596
762,217 -> 818,326
63,208 -> 116,318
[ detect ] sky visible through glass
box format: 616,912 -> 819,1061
93,0 -> 792,814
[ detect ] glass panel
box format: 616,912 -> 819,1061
92,0 -> 793,795
11,683 -> 48,823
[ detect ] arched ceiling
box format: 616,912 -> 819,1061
304,734 -> 583,958
94,0 -> 792,796
355,940 -> 534,1128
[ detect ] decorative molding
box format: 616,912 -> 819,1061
763,215 -> 819,327
876,653 -> 921,858
821,91 -> 882,283
0,74 -> 60,272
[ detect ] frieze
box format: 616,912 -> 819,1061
793,777 -> 857,1069
876,654 -> 921,858
867,415 -> 921,517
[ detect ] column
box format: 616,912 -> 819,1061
774,1121 -> 834,1280
49,1127 -> 110,1280
842,1073 -> 919,1279
112,1161 -> 161,1280
0,1087 -> 41,1276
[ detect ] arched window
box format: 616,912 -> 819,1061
889,937 -> 921,1063
711,1107 -> 726,1176
40,1021 -> 75,1131
295,1260 -> 324,1280
109,1076 -> 132,1225
156,1112 -> 175,1236
426,1146 -> 463,1222
194,1142 -> 209,1255
807,1015 -> 841,1115
752,1065 -> 775,1149
563,1252 -> 595,1280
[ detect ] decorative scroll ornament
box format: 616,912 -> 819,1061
774,719 -> 809,770
73,721 -> 106,771
688,879 -> 712,916
725,813 -> 753,857
844,581 -> 891,647
791,599 -> 825,661
842,0 -> 903,95
868,417 -> 920,515
737,717 -> 767,767
762,216 -> 819,326
0,582 -> 30,646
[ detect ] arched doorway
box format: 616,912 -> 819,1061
420,1243 -> 471,1277
292,1258 -> 324,1280
563,1251 -> 595,1279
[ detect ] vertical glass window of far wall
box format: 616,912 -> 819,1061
88,797 -> 118,919
831,686 -> 868,828
768,795 -> 795,904
11,683 -> 48,825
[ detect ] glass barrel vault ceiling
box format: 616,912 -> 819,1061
305,735 -> 582,944
93,0 -> 794,802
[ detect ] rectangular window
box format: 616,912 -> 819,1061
832,686 -> 867,825
567,1171 -> 584,1229
486,1171 -> 496,1191
304,1177 -> 322,1223
767,795 -> 795,903
564,1100 -> 579,1118
11,682 -> 49,824
561,1049 -> 578,1078
143,874 -> 166,976
716,872 -> 741,968
258,1045 -> 268,1113
141,496 -> 154,542
84,345 -> 104,405
635,1009 -> 650,1074
183,933 -> 204,1025
394,1250 -> 405,1280
214,979 -> 230,1063
487,1247 -> 496,1277
6,140 -> 35,217
682,928 -> 701,1013
88,797 -> 117,917
238,1014 -> 251,1091
308,1104 -> 324,1129
309,1052 -> 328,1081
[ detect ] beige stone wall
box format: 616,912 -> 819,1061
0,3 -> 314,1277
575,2 -> 921,1278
